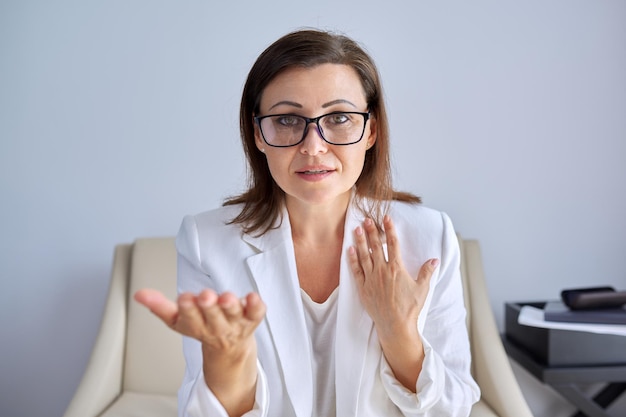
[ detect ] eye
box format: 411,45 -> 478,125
327,113 -> 350,125
275,115 -> 303,127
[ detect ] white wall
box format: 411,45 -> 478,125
1,1 -> 625,416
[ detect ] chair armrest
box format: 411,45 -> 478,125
63,244 -> 132,417
464,240 -> 533,417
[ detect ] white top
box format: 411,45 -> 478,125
300,288 -> 339,417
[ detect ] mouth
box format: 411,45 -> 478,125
295,166 -> 335,181
298,169 -> 332,175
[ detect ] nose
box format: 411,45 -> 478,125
299,123 -> 328,155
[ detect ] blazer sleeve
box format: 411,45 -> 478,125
379,211 -> 480,416
175,215 -> 270,417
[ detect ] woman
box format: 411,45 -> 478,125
136,29 -> 480,417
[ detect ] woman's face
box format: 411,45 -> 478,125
254,63 -> 376,211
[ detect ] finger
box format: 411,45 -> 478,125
383,215 -> 402,266
134,288 -> 179,327
176,292 -> 210,330
197,289 -> 230,330
363,218 -> 386,262
348,246 -> 366,284
243,292 -> 266,324
417,258 -> 440,286
217,292 -> 243,320
353,225 -> 373,271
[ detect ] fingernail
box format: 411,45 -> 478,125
355,226 -> 363,235
430,258 -> 440,268
183,298 -> 197,308
218,296 -> 232,307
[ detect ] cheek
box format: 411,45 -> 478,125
266,158 -> 281,177
339,147 -> 368,174
263,151 -> 292,181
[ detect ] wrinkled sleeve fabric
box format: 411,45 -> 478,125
175,215 -> 270,417
379,212 -> 480,416
179,357 -> 269,417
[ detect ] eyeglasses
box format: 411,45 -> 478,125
254,111 -> 370,147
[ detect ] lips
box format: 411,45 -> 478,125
300,169 -> 330,174
295,165 -> 335,181
295,165 -> 335,175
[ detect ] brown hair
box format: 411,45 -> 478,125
224,29 -> 420,235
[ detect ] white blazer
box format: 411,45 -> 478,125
176,200 -> 480,417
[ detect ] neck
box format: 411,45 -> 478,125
286,194 -> 350,245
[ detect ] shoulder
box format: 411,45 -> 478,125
181,205 -> 241,230
176,205 -> 245,262
387,201 -> 454,235
385,201 -> 459,259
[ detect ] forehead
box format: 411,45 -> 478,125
259,64 -> 367,111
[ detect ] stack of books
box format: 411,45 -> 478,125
544,286 -> 626,325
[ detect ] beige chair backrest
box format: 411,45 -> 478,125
123,237 -> 184,395
457,235 -> 474,374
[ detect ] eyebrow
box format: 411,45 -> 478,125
268,101 -> 302,111
322,99 -> 357,109
268,99 -> 357,111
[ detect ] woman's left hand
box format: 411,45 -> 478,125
348,215 -> 439,390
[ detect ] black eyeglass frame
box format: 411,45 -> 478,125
254,111 -> 371,148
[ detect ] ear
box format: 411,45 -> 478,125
365,116 -> 377,150
254,123 -> 266,153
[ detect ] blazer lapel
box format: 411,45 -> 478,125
335,204 -> 376,417
243,217 -> 313,417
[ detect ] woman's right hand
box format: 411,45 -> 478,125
134,288 -> 266,350
134,288 -> 266,416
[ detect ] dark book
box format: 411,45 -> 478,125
544,301 -> 626,325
